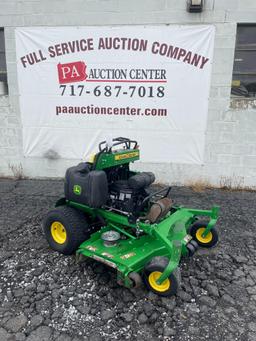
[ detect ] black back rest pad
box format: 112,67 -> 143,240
128,172 -> 155,190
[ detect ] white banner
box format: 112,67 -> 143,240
15,25 -> 215,164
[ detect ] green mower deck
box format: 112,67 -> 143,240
70,200 -> 219,289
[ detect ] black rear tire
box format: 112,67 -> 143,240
43,206 -> 91,255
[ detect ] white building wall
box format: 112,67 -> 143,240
0,0 -> 256,187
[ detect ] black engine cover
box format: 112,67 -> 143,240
109,180 -> 146,213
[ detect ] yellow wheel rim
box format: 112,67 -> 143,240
51,221 -> 67,244
148,271 -> 170,292
196,227 -> 213,244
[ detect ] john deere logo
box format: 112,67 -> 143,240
73,185 -> 82,195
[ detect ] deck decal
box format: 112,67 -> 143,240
120,252 -> 136,260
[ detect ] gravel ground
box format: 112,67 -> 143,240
0,179 -> 256,341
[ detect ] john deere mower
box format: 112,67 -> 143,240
43,137 -> 219,296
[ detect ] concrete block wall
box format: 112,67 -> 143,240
0,0 -> 256,188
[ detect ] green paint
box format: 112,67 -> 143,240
67,200 -> 219,287
95,149 -> 140,170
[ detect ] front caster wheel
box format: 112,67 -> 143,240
143,256 -> 180,297
190,221 -> 219,248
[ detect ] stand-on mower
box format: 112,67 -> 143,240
43,137 -> 219,297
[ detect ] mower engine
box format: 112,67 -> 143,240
108,169 -> 156,213
108,180 -> 148,212
64,137 -> 162,218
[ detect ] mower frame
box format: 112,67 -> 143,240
44,137 -> 220,295
56,198 -> 219,288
